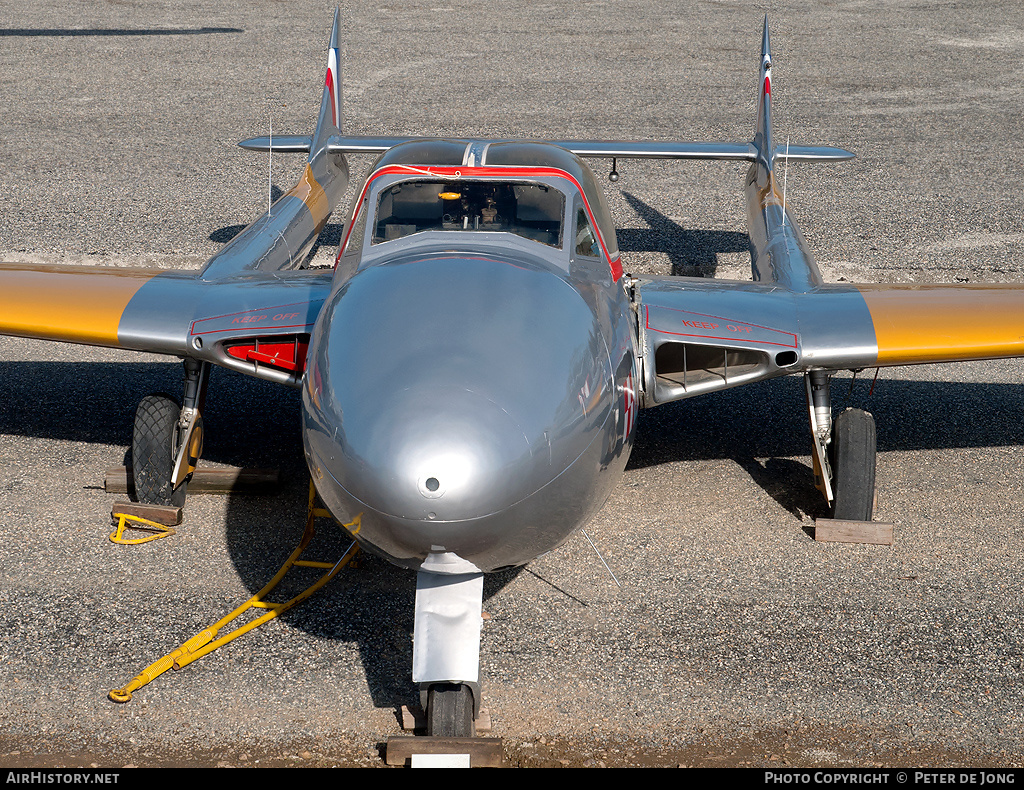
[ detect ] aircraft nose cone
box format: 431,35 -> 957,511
301,252 -> 615,570
345,383 -> 532,521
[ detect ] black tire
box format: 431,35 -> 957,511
829,408 -> 876,521
425,683 -> 475,737
132,393 -> 187,507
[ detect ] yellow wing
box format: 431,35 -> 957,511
0,263 -> 159,347
857,284 -> 1024,366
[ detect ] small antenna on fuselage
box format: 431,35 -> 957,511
582,529 -> 622,588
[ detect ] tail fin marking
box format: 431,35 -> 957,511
755,15 -> 774,172
310,8 -> 342,158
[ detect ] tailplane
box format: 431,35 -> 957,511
236,14 -> 854,168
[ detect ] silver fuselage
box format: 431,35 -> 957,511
301,145 -> 637,573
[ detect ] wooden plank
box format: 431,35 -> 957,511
814,518 -> 894,545
385,736 -> 504,768
110,501 -> 182,527
105,467 -> 279,495
400,706 -> 491,733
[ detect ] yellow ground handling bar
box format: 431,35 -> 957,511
109,482 -> 360,703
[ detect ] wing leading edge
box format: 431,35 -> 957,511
0,264 -> 160,347
858,283 -> 1024,366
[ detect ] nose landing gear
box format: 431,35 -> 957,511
386,559 -> 504,765
412,563 -> 484,739
425,682 -> 476,737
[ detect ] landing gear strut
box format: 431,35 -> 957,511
805,371 -> 876,520
131,359 -> 209,507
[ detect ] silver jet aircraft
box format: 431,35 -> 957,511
3,11 -> 1024,737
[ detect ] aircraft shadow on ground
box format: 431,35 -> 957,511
208,187 -> 287,244
211,223 -> 343,254
629,372 -> 1024,521
0,27 -> 243,37
618,192 -> 750,276
2,358 -> 1023,707
0,358 -> 519,710
0,360 -> 1012,459
627,373 -> 1024,465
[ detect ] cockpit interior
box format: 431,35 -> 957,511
372,180 -> 565,248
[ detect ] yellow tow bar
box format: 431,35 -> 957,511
109,512 -> 176,545
109,482 -> 360,703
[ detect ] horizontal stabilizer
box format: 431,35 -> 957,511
238,135 -> 314,154
566,140 -> 853,162
554,140 -> 755,160
238,135 -> 854,163
773,144 -> 855,163
238,135 -> 413,154
239,136 -> 759,160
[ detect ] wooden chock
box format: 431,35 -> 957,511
814,518 -> 893,546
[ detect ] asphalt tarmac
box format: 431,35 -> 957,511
2,0 -> 1023,769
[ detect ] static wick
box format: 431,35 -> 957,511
582,529 -> 622,588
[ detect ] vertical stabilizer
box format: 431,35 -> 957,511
309,7 -> 342,159
753,15 -> 773,172
201,9 -> 349,279
743,16 -> 825,292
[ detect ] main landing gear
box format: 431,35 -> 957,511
805,370 -> 876,520
131,358 -> 210,508
132,393 -> 188,507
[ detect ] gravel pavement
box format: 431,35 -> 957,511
1,0 -> 1024,769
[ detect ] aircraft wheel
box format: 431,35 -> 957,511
425,683 -> 475,737
132,393 -> 187,508
829,408 -> 876,521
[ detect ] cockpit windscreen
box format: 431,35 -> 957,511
372,181 -> 565,248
